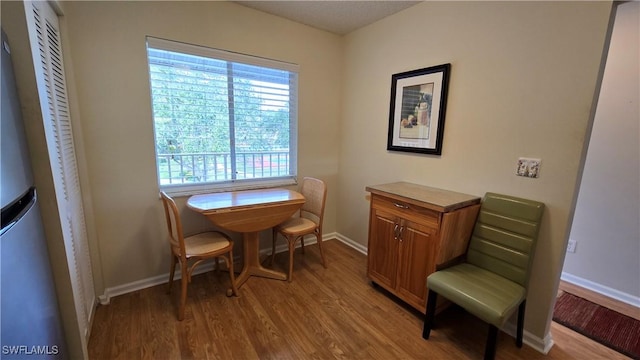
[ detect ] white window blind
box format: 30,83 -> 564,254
146,37 -> 299,194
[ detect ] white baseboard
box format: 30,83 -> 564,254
333,233 -> 367,255
503,320 -> 554,354
98,268 -> 192,305
99,233 -> 337,305
561,272 -> 640,308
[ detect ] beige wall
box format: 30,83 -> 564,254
338,1 -> 612,343
60,1 -> 342,292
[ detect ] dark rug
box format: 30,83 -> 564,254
553,292 -> 640,359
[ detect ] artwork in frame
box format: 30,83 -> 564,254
387,63 -> 451,155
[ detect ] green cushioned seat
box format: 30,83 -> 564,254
422,193 -> 544,360
427,263 -> 525,326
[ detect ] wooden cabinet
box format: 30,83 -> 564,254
366,182 -> 481,313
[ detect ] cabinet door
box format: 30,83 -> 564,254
367,207 -> 398,290
396,218 -> 437,312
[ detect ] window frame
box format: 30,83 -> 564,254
146,37 -> 299,196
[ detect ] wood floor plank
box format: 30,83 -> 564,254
109,292 -> 133,359
248,279 -> 329,359
88,294 -> 113,359
142,285 -> 181,359
89,239 -> 632,360
276,247 -> 410,359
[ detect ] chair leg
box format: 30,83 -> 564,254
215,258 -> 220,274
300,237 -> 305,253
423,289 -> 438,339
484,325 -> 499,360
270,229 -> 278,265
287,237 -> 296,282
226,252 -> 239,297
316,233 -> 327,268
167,255 -> 177,294
178,262 -> 188,321
516,300 -> 526,348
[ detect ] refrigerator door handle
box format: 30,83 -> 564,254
0,187 -> 36,236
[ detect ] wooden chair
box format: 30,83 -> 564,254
270,177 -> 327,281
160,191 -> 238,321
422,192 -> 544,360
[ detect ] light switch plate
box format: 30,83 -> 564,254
516,158 -> 541,178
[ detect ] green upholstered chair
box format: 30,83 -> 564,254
422,192 -> 544,360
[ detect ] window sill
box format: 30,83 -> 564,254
160,177 -> 298,198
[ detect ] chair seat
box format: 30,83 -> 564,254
276,217 -> 317,236
184,232 -> 232,257
427,263 -> 525,327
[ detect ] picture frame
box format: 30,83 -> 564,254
387,63 -> 451,155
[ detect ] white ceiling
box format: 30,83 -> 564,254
235,1 -> 422,35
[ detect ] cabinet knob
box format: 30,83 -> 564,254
394,203 -> 409,209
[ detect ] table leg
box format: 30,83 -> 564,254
234,231 -> 287,289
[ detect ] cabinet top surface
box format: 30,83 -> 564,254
365,182 -> 480,212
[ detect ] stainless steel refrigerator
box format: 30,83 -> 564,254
1,28 -> 67,359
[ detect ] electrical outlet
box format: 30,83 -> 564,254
516,158 -> 541,178
567,239 -> 577,253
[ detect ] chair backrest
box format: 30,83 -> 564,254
160,191 -> 186,257
299,177 -> 327,229
466,192 -> 544,289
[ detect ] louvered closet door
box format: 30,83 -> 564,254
25,0 -> 95,343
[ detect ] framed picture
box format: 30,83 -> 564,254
387,63 -> 450,155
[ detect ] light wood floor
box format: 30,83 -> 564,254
88,240 -> 631,359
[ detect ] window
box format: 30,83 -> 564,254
146,37 -> 298,194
